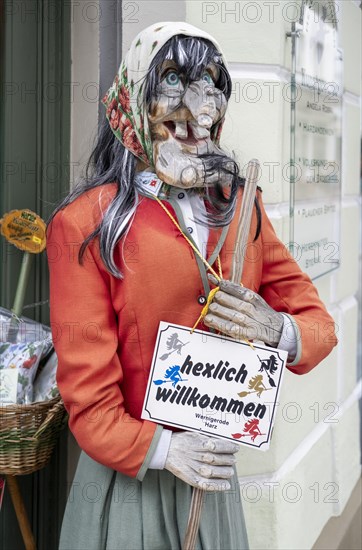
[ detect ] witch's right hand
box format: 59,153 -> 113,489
164,431 -> 239,491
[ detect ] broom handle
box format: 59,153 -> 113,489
182,160 -> 260,550
182,487 -> 204,550
231,160 -> 260,284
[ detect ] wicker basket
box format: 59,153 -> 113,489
0,396 -> 67,475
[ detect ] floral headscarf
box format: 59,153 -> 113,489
101,21 -> 228,167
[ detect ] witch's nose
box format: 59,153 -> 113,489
182,80 -> 217,128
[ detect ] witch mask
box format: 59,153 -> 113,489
102,22 -> 233,189
147,54 -> 228,188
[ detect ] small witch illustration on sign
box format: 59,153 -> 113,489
238,375 -> 273,398
243,419 -> 265,441
258,354 -> 279,387
153,365 -> 187,387
232,419 -> 265,442
159,333 -> 189,361
241,375 -> 268,398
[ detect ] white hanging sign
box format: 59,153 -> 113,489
142,322 -> 287,450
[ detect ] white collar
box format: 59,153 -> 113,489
134,171 -> 164,197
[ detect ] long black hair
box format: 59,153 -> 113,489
49,35 -> 261,278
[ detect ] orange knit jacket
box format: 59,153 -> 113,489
47,184 -> 337,478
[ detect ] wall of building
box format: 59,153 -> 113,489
69,1 -> 361,547
70,2 -> 100,187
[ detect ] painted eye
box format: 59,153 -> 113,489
165,71 -> 180,86
202,72 -> 214,84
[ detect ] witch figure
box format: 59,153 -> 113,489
47,21 -> 337,550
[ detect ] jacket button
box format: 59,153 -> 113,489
178,192 -> 185,199
198,295 -> 207,305
187,226 -> 193,234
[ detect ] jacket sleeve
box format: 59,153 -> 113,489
47,208 -> 161,479
257,191 -> 338,374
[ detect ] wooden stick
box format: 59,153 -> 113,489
231,159 -> 260,284
6,475 -> 36,550
182,160 -> 261,550
182,487 -> 204,550
6,253 -> 34,343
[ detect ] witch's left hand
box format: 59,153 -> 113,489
204,276 -> 284,347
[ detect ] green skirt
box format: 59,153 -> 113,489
59,451 -> 249,550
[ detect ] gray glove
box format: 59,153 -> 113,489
165,432 -> 239,491
204,276 -> 284,347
